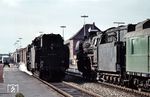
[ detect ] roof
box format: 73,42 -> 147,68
125,19 -> 150,38
125,28 -> 150,38
136,19 -> 150,31
104,25 -> 127,33
69,23 -> 101,40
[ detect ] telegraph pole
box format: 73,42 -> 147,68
113,22 -> 125,42
81,15 -> 88,37
60,26 -> 66,39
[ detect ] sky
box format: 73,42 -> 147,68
0,0 -> 150,53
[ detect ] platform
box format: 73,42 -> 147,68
0,64 -> 62,97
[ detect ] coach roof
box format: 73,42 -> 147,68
125,19 -> 150,38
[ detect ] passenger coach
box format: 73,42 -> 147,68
125,19 -> 150,90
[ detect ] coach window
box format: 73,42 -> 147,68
131,39 -> 135,54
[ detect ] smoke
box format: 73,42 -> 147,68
19,63 -> 32,75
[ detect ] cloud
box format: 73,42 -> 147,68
2,0 -> 22,7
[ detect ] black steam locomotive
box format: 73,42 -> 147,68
26,34 -> 69,81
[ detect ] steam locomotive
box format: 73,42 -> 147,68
76,19 -> 150,91
18,34 -> 69,82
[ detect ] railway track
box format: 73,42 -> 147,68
33,75 -> 102,97
66,71 -> 150,97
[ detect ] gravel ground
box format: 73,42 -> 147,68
67,82 -> 144,97
64,75 -> 145,97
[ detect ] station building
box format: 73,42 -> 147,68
65,23 -> 101,66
